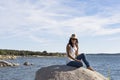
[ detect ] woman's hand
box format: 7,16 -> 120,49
75,59 -> 81,62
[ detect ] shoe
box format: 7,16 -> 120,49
87,67 -> 94,71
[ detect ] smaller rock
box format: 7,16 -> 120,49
23,62 -> 33,66
12,63 -> 19,66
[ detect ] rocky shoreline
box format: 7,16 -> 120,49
0,55 -> 19,67
0,55 -> 17,60
0,55 -> 34,67
0,60 -> 19,67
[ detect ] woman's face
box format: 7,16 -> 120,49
71,38 -> 76,44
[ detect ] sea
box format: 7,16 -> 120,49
0,54 -> 120,80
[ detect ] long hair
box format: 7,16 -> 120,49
68,38 -> 78,47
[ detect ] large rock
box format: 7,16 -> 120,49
35,65 -> 108,80
0,60 -> 19,67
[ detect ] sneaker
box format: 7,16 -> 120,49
87,67 -> 94,71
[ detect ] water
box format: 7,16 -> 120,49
0,54 -> 120,80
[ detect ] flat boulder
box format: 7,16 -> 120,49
35,65 -> 108,80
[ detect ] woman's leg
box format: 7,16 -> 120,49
76,53 -> 90,68
67,61 -> 83,68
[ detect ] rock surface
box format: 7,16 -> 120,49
35,65 -> 108,80
0,60 -> 19,67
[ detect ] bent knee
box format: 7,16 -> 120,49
81,53 -> 86,57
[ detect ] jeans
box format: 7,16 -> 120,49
67,53 -> 90,68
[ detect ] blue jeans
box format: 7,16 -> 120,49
67,53 -> 90,68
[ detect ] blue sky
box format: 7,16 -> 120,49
0,0 -> 120,53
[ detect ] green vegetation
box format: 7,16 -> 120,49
0,49 -> 66,57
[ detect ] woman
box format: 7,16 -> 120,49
66,34 -> 94,71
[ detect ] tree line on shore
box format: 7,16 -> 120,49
0,49 -> 66,57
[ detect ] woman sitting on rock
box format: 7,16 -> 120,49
66,34 -> 94,71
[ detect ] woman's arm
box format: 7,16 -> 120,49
66,44 -> 80,62
75,44 -> 79,56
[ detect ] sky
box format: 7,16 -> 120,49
0,0 -> 120,53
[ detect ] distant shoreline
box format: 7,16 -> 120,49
0,53 -> 120,60
86,53 -> 120,55
0,49 -> 66,58
0,49 -> 120,57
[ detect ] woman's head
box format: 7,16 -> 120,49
68,34 -> 78,47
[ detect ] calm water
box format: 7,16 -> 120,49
0,54 -> 120,80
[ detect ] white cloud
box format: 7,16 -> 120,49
0,0 -> 120,42
29,35 -> 48,43
95,28 -> 120,35
61,14 -> 120,36
106,36 -> 120,41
